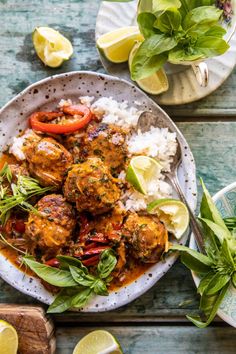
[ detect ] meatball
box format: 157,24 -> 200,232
23,136 -> 73,188
122,213 -> 168,263
25,194 -> 76,250
64,122 -> 128,175
63,157 -> 121,215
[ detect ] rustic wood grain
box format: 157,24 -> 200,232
55,326 -> 236,354
0,304 -> 55,354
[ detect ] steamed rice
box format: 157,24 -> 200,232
9,96 -> 177,212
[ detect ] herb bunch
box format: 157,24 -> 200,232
170,180 -> 236,328
0,163 -> 52,225
23,249 -> 117,313
107,0 -> 230,80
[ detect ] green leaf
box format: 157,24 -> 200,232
23,257 -> 77,287
200,218 -> 233,247
69,265 -> 96,287
200,179 -> 228,231
204,272 -> 231,296
168,47 -> 204,63
97,249 -> 117,279
152,0 -> 181,12
130,34 -> 176,79
92,279 -> 108,296
195,36 -> 229,57
232,273 -> 236,288
138,0 -> 153,13
72,288 -> 93,309
198,271 -> 215,295
183,6 -> 222,30
57,255 -> 88,273
219,239 -> 235,270
47,287 -> 83,313
203,26 -> 226,38
187,283 -> 229,328
137,13 -> 159,38
170,244 -> 213,272
154,9 -> 182,34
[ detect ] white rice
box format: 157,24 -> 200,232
9,96 -> 177,212
9,129 -> 35,161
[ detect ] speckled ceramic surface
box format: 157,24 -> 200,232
190,182 -> 236,327
0,71 -> 197,311
96,0 -> 236,105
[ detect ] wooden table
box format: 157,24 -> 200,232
1,1 -> 236,353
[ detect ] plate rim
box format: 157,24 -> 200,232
0,70 -> 197,311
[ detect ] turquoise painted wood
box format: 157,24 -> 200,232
0,0 -> 236,353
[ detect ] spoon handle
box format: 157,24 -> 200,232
167,173 -> 205,253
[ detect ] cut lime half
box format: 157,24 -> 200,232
0,320 -> 18,354
33,27 -> 73,67
126,156 -> 162,195
147,199 -> 189,239
129,42 -> 169,95
97,26 -> 143,63
73,330 -> 123,354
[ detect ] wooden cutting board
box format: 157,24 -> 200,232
0,304 -> 56,354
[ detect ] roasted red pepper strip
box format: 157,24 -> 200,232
84,242 -> 98,250
82,255 -> 100,267
83,246 -> 110,256
29,105 -> 92,134
45,258 -> 60,268
89,233 -> 108,243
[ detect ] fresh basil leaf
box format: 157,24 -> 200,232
170,244 -> 213,268
154,9 -> 182,34
183,6 -> 222,30
72,288 -> 93,309
203,26 -> 226,38
23,257 -> 77,287
219,239 -> 235,270
47,287 -> 83,313
168,47 -> 204,63
152,0 -> 181,12
139,34 -> 177,57
138,0 -> 153,13
137,13 -> 159,38
131,51 -> 168,80
195,36 -> 229,57
200,179 -> 229,231
198,271 -> 215,295
92,279 -> 109,296
204,272 -> 231,296
187,283 -> 229,328
180,252 -> 212,274
97,249 -> 117,279
232,273 -> 236,288
200,218 -> 233,246
57,255 -> 88,273
69,265 -> 96,287
200,289 -> 218,316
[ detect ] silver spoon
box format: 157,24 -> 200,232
137,111 -> 205,252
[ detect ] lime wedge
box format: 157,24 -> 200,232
129,42 -> 169,95
126,156 -> 162,195
0,320 -> 18,354
72,330 -> 123,354
97,26 -> 144,63
147,199 -> 189,239
33,27 -> 73,67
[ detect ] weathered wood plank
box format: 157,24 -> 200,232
0,0 -> 236,117
55,326 -> 236,354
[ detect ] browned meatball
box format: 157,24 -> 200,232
25,194 -> 76,250
122,213 -> 168,263
64,122 -> 128,175
23,136 -> 73,188
63,157 -> 121,215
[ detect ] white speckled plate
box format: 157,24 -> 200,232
96,0 -> 236,105
190,182 -> 236,327
0,71 -> 197,311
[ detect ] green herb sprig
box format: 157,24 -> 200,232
170,179 -> 236,328
23,249 -> 117,313
0,163 -> 52,225
115,0 -> 230,80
